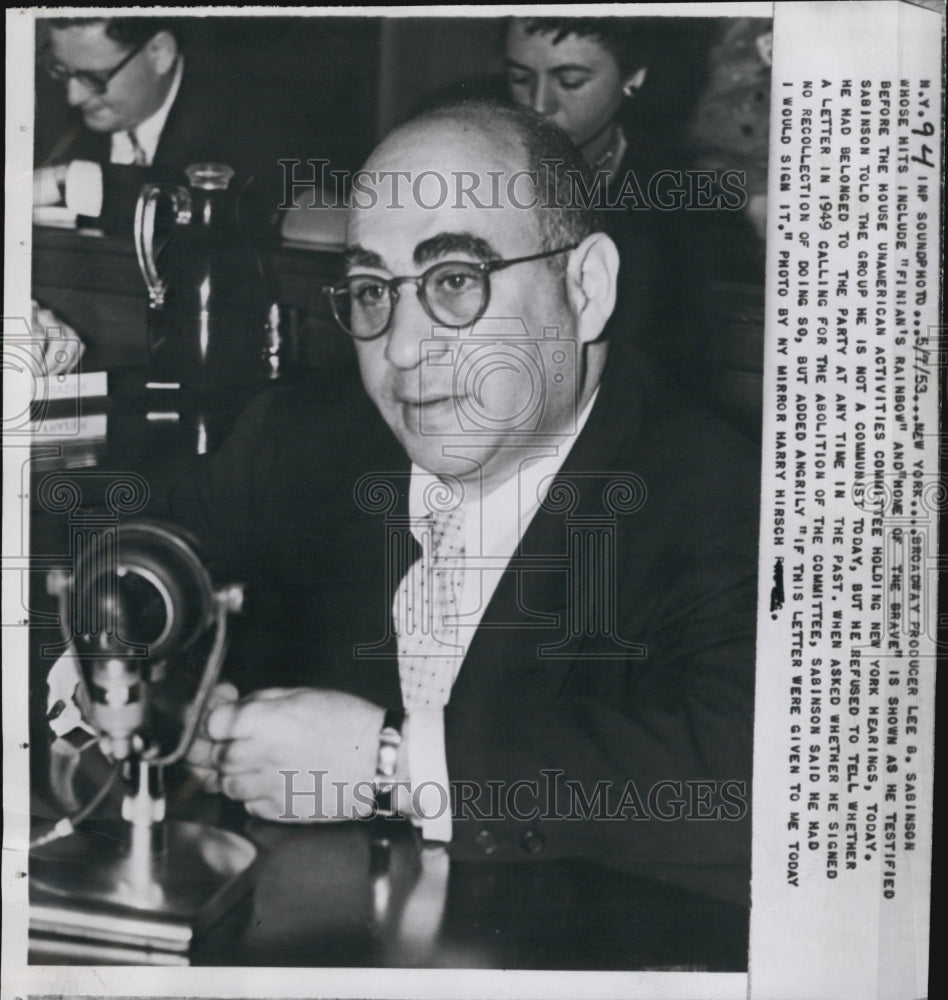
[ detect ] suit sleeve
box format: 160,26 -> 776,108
144,376 -> 372,581
144,389 -> 284,580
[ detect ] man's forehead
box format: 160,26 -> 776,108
347,194 -> 540,271
349,125 -> 539,254
49,21 -> 123,63
367,115 -> 526,179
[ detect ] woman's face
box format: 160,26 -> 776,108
504,22 -> 632,155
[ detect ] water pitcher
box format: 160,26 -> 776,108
133,163 -> 281,384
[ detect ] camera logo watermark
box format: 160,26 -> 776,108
418,318 -> 577,437
3,313 -> 85,436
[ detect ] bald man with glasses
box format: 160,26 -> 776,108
32,17 -> 288,234
144,100 -> 760,907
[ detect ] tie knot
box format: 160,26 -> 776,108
127,128 -> 147,166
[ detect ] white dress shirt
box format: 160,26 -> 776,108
400,388 -> 599,840
65,57 -> 184,219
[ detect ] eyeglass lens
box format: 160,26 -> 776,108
43,37 -> 145,94
337,262 -> 488,338
44,57 -> 108,93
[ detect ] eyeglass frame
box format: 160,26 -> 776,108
323,243 -> 579,341
40,34 -> 152,96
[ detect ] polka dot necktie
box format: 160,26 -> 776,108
396,505 -> 466,709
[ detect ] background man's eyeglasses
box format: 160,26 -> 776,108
40,35 -> 151,95
323,244 -> 578,340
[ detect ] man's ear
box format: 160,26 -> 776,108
622,67 -> 648,96
145,31 -> 178,76
564,232 -> 620,344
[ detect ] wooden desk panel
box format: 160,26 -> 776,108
31,226 -> 355,372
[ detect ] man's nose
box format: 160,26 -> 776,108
529,78 -> 558,117
383,285 -> 430,371
65,77 -> 93,107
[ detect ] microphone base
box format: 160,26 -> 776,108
29,818 -> 257,961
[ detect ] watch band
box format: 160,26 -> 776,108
374,707 -> 405,817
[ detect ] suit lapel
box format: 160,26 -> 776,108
153,60 -> 221,172
331,449 -> 416,709
454,345 -> 650,704
353,344 -> 655,712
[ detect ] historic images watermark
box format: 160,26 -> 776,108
279,159 -> 749,213
277,769 -> 749,823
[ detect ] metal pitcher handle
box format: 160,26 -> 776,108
133,184 -> 193,308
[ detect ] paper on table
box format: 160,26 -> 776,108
44,371 -> 108,401
26,412 -> 107,440
279,202 -> 348,249
33,205 -> 78,229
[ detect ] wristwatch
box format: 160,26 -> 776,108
373,707 -> 404,817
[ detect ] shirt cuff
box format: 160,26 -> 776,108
405,707 -> 453,842
64,160 -> 104,219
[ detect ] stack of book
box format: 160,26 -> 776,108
28,371 -> 108,470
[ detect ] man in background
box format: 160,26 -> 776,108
32,16 -> 288,233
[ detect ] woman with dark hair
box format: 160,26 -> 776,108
503,17 -> 655,176
503,16 -> 762,418
503,17 -> 711,389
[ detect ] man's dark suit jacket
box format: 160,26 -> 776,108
46,56 -> 292,234
153,339 -> 761,906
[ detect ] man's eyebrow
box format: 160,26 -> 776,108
414,233 -> 500,267
47,54 -> 104,74
344,245 -> 386,270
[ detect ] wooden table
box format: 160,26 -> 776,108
30,770 -> 749,970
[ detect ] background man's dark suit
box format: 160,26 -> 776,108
152,338 -> 761,906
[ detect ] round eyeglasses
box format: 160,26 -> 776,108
323,244 -> 578,340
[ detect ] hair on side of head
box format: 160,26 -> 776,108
410,99 -> 604,267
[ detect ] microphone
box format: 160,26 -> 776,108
51,519 -> 242,761
34,520 -> 254,958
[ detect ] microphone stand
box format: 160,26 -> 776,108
30,529 -> 257,961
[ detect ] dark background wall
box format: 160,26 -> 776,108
376,17 -> 506,135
